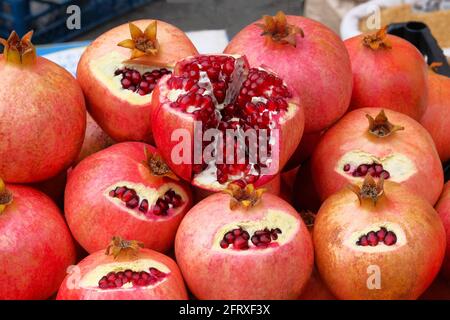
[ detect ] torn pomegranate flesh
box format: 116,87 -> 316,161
219,227 -> 282,250
343,162 -> 390,179
115,67 -> 172,95
98,267 -> 167,289
356,227 -> 397,246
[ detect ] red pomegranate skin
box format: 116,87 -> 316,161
311,108 -> 443,205
225,15 -> 352,133
420,71 -> 450,162
0,185 -> 76,299
57,248 -> 187,300
314,181 -> 446,300
436,182 -> 450,281
175,192 -> 314,300
345,33 -> 428,120
65,142 -> 192,253
77,20 -> 198,143
0,55 -> 86,183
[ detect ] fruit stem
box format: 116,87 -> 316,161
105,236 -> 144,260
224,184 -> 266,210
348,175 -> 384,206
0,30 -> 36,65
117,21 -> 160,60
256,11 -> 304,47
362,26 -> 392,50
366,110 -> 404,137
0,179 -> 13,214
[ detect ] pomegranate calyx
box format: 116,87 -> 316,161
118,21 -> 159,60
144,148 -> 179,180
0,30 -> 36,65
0,180 -> 12,214
362,26 -> 392,50
366,110 -> 404,137
429,62 -> 443,73
348,175 -> 384,205
105,236 -> 144,260
256,11 -> 304,47
224,184 -> 266,210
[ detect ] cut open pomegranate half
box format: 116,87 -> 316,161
152,54 -> 304,192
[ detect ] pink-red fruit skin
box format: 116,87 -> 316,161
0,185 -> 76,299
436,182 -> 450,281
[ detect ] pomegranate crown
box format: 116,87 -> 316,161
0,179 -> 13,214
348,175 -> 385,206
118,21 -> 159,60
366,110 -> 404,138
429,62 -> 443,73
256,11 -> 304,47
105,236 -> 144,260
143,147 -> 179,180
362,26 -> 392,50
224,183 -> 266,210
0,30 -> 36,65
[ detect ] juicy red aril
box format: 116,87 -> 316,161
357,227 -> 397,247
344,162 -> 390,179
221,227 -> 282,250
139,199 -> 149,213
116,67 -> 171,95
98,267 -> 167,290
384,231 -> 397,245
366,231 -> 378,246
376,227 -> 387,241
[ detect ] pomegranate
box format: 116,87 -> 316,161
77,20 -> 198,142
0,31 -> 86,183
344,27 -> 428,120
0,180 -> 76,299
175,184 -> 313,299
311,108 -> 443,205
224,11 -> 352,133
420,65 -> 450,162
314,176 -> 446,299
151,53 -> 304,193
57,236 -> 187,300
293,160 -> 322,213
65,142 -> 192,253
436,181 -> 450,281
285,130 -> 323,171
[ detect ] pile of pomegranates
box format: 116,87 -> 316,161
1,12 -> 449,301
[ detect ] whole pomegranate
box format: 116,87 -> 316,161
77,20 -> 198,143
175,184 -> 314,299
224,11 -> 352,133
65,142 -> 192,253
436,181 -> 450,281
314,176 -> 446,299
0,180 -> 76,299
420,65 -> 450,162
57,236 -> 187,300
311,108 -> 443,205
0,31 -> 86,183
151,53 -> 304,193
344,27 -> 428,120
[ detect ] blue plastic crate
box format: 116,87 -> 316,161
0,0 -> 154,44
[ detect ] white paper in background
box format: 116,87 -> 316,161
43,29 -> 230,76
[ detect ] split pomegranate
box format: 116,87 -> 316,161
314,176 -> 445,299
0,31 -> 86,183
57,236 -> 187,300
175,184 -> 313,299
436,182 -> 450,281
0,180 -> 76,299
151,53 -> 304,193
420,65 -> 450,162
344,27 -> 428,120
224,11 -> 352,133
311,108 -> 443,205
77,20 -> 198,142
65,142 -> 192,253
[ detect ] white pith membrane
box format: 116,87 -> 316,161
90,51 -> 173,104
104,181 -> 185,220
343,222 -> 406,253
79,259 -> 170,290
212,209 -> 299,252
336,150 -> 416,182
164,54 -> 298,190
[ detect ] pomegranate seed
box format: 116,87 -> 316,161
152,204 -> 162,215
358,235 -> 368,246
126,196 -> 139,209
357,164 -> 368,175
384,231 -> 397,246
121,190 -> 135,202
172,194 -> 182,207
220,240 -> 229,248
139,199 -> 149,213
233,236 -> 249,250
380,170 -> 390,179
376,227 -> 387,241
121,78 -> 131,89
367,231 -> 379,246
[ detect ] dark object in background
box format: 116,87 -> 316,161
444,161 -> 450,182
387,21 -> 450,77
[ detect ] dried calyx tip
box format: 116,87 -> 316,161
366,110 -> 404,137
429,62 -> 443,73
224,183 -> 266,210
118,21 -> 159,60
0,30 -> 36,65
105,236 -> 144,259
144,147 -> 179,180
256,11 -> 304,47
362,26 -> 392,50
348,175 -> 384,206
0,179 -> 12,214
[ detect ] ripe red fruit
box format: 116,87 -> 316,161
77,20 -> 198,143
436,182 -> 450,281
57,237 -> 187,300
311,108 -> 443,205
314,177 -> 446,299
420,67 -> 450,162
0,180 -> 76,299
151,53 -> 304,193
175,184 -> 313,299
0,31 -> 86,183
344,27 -> 428,120
224,11 -> 352,133
65,142 -> 192,253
